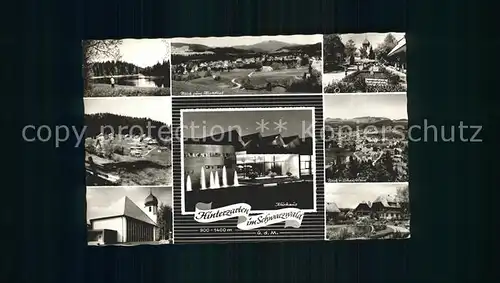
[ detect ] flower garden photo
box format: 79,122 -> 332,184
325,183 -> 410,240
323,32 -> 407,93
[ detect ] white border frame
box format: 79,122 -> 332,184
179,107 -> 317,215
321,32 -> 407,95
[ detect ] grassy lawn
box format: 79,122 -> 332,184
85,83 -> 170,97
85,136 -> 172,186
172,68 -> 311,95
326,224 -> 373,240
111,166 -> 172,186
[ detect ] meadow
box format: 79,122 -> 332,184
85,136 -> 172,186
85,84 -> 170,97
172,67 -> 320,95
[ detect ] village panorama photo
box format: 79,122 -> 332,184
171,34 -> 323,95
180,107 -> 316,214
84,97 -> 172,187
324,94 -> 408,183
83,39 -> 171,97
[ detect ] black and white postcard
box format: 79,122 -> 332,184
83,39 -> 171,97
84,97 -> 172,186
324,94 -> 408,183
325,183 -> 410,240
87,186 -> 173,246
171,35 -> 322,95
180,108 -> 316,214
323,33 -> 407,93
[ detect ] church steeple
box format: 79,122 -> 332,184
144,188 -> 158,215
362,36 -> 370,48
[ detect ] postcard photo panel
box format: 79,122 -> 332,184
323,32 -> 406,94
325,182 -> 410,240
171,34 -> 323,96
83,38 -> 171,97
172,95 -> 324,243
87,186 -> 173,246
324,94 -> 408,183
181,108 -> 316,214
84,97 -> 172,187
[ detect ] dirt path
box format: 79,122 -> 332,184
231,78 -> 242,89
231,71 -> 255,89
142,146 -> 158,158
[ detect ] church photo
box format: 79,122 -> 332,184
87,186 -> 173,246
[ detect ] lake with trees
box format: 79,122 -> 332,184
83,39 -> 171,97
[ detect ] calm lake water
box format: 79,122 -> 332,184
91,75 -> 168,88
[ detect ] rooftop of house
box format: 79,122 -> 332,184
187,130 -> 313,155
89,196 -> 157,226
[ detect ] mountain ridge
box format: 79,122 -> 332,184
326,116 -> 408,123
172,40 -> 321,54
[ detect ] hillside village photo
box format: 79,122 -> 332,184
325,183 -> 410,240
83,39 -> 171,97
84,97 -> 172,186
181,108 -> 316,213
324,94 -> 408,183
87,186 -> 173,246
323,32 -> 407,93
171,35 -> 323,95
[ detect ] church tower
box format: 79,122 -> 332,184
362,36 -> 371,49
144,188 -> 158,224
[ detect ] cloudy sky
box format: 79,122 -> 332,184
182,108 -> 314,139
87,186 -> 172,222
324,94 -> 407,120
90,39 -> 171,68
84,97 -> 172,125
172,34 -> 322,47
339,32 -> 405,49
325,183 -> 407,209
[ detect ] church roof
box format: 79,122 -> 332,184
363,38 -> 370,45
373,195 -> 400,208
90,196 -> 157,226
185,129 -> 245,150
241,132 -> 262,144
261,134 -> 283,145
282,135 -> 300,145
